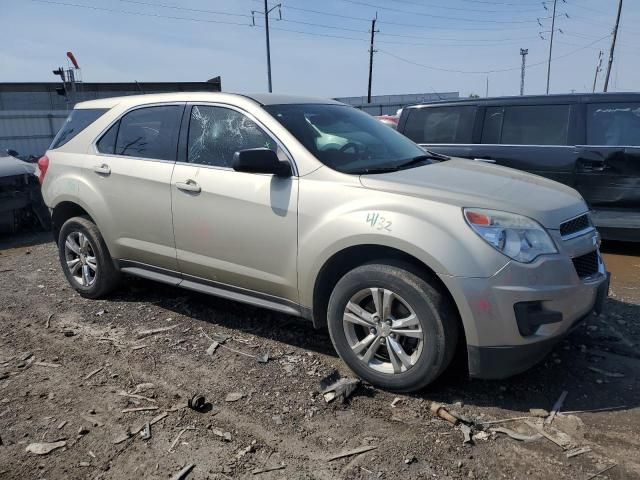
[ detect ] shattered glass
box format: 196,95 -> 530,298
188,106 -> 277,167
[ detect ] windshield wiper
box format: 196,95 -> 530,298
347,153 -> 449,175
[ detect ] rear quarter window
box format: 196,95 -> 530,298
50,108 -> 108,149
403,106 -> 476,144
587,102 -> 640,146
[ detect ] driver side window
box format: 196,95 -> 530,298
187,106 -> 277,168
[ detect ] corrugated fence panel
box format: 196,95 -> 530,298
0,110 -> 68,157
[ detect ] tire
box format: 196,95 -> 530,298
58,216 -> 120,299
327,263 -> 458,392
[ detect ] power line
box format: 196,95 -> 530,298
31,0 -> 252,26
117,0 -> 250,18
385,0 -> 541,14
377,34 -> 611,74
340,0 -> 551,24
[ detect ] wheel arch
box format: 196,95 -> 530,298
51,200 -> 97,245
310,244 -> 464,340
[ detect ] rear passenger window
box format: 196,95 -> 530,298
484,105 -> 570,145
587,103 -> 640,146
403,106 -> 475,144
114,105 -> 182,160
51,108 -> 108,149
187,105 -> 276,168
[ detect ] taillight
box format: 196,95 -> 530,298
37,155 -> 49,185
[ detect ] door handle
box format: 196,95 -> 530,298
473,158 -> 496,164
175,180 -> 201,194
93,164 -> 111,175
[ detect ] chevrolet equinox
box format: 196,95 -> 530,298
38,93 -> 609,392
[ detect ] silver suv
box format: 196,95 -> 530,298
38,93 -> 609,392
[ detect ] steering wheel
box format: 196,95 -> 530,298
339,142 -> 363,154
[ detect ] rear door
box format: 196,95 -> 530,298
88,103 -> 184,271
575,101 -> 640,209
473,103 -> 579,187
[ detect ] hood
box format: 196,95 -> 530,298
0,154 -> 36,177
359,158 -> 587,229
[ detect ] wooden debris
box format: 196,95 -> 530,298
225,392 -> 244,402
170,464 -> 195,480
112,432 -> 132,444
252,464 -> 286,475
168,426 -> 195,453
34,361 -> 62,368
83,367 -> 104,380
131,345 -> 148,351
327,445 -> 378,462
57,420 -> 67,429
566,446 -> 592,458
587,366 -> 625,378
545,390 -> 568,425
491,427 -> 542,442
585,464 -> 617,480
118,391 -> 156,403
46,313 -> 53,328
525,421 -> 570,450
136,325 -> 179,339
132,412 -> 168,435
121,406 -> 159,413
321,373 -> 360,404
561,405 -> 627,415
430,402 -> 459,425
480,416 -> 535,426
26,440 -> 66,455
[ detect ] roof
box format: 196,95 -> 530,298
75,92 -> 344,109
0,80 -> 221,93
403,92 -> 640,109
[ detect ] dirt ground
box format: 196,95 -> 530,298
0,233 -> 638,480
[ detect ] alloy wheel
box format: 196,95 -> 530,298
64,231 -> 98,287
342,288 -> 424,374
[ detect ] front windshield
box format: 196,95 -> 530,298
264,103 -> 428,174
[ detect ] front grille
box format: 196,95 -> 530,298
560,214 -> 591,237
572,250 -> 599,278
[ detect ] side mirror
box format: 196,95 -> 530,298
232,148 -> 291,177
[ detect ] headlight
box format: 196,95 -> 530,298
463,208 -> 557,263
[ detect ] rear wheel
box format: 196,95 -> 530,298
58,216 -> 120,298
327,263 -> 458,392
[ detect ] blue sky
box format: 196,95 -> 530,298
1,0 -> 639,98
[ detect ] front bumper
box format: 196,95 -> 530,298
438,230 -> 608,379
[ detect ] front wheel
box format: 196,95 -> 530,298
58,216 -> 120,299
327,263 -> 458,392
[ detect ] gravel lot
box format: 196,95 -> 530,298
0,233 -> 638,479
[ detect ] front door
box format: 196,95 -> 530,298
170,104 -> 298,301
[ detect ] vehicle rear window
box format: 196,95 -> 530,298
587,102 -> 640,146
50,108 -> 108,149
482,105 -> 570,145
114,105 -> 182,161
403,106 -> 475,144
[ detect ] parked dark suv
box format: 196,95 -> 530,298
397,93 -> 640,242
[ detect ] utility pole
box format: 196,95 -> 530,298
520,48 -> 528,96
252,2 -> 281,93
367,12 -> 378,103
604,0 -> 623,92
546,0 -> 558,94
592,50 -> 603,93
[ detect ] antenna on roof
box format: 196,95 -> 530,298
135,81 -> 146,94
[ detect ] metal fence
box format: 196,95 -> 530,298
0,110 -> 68,158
